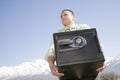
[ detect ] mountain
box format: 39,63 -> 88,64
97,56 -> 120,80
0,59 -> 57,80
0,56 -> 120,80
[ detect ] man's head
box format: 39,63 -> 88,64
61,9 -> 75,26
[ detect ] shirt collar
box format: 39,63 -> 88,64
64,24 -> 76,30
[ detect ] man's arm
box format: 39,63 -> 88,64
47,55 -> 55,68
47,55 -> 64,77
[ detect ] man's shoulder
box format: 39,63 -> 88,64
56,24 -> 91,32
75,24 -> 90,28
74,24 -> 90,30
56,28 -> 65,33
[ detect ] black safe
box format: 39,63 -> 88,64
53,28 -> 105,80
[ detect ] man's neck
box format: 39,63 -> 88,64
64,22 -> 75,28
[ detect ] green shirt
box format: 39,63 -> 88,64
44,24 -> 90,61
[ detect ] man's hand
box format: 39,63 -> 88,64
47,55 -> 64,77
50,64 -> 64,77
96,64 -> 106,72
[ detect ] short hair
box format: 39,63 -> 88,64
61,9 -> 74,16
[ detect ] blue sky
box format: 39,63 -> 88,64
0,0 -> 120,66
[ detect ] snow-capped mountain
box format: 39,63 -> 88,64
0,59 -> 57,80
0,56 -> 120,80
97,56 -> 120,80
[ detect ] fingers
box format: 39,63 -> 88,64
96,67 -> 103,72
52,71 -> 64,77
50,65 -> 64,77
96,64 -> 106,72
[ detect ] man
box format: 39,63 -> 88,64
45,9 -> 105,78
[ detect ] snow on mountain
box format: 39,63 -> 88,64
0,59 -> 57,80
0,56 -> 120,80
97,55 -> 120,80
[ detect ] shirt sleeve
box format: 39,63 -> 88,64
44,29 -> 63,62
44,37 -> 55,61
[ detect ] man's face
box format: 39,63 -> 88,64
61,11 -> 75,26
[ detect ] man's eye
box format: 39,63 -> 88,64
61,14 -> 68,18
64,14 -> 68,16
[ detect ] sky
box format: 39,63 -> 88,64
0,0 -> 120,66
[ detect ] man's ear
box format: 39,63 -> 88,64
72,16 -> 75,21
